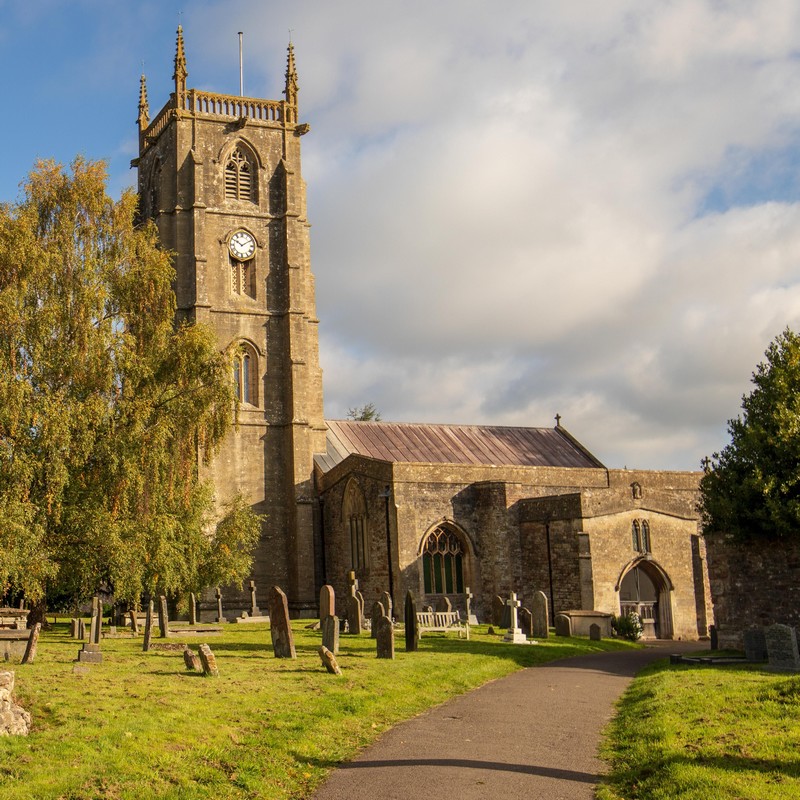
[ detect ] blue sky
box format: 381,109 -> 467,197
4,1 -> 800,470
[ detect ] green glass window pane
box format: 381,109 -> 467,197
455,555 -> 463,593
433,554 -> 443,593
423,554 -> 432,594
444,555 -> 454,593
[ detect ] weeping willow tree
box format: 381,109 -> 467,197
0,159 -> 260,618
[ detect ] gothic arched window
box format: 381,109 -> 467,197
225,147 -> 255,202
232,343 -> 258,405
631,519 -> 651,553
631,520 -> 641,552
422,525 -> 465,594
343,480 -> 368,571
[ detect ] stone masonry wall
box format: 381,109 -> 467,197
706,532 -> 800,649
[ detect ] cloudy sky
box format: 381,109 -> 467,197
3,1 -> 800,471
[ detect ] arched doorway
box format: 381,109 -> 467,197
617,558 -> 674,639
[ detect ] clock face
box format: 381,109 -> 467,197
229,230 -> 256,261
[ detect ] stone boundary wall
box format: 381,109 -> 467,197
706,532 -> 800,649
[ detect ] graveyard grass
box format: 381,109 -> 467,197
1,621 -> 633,799
598,659 -> 800,800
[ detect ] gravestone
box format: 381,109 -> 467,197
519,607 -> 533,638
77,619 -> 86,641
376,616 -> 395,659
158,595 -> 169,638
709,624 -> 718,650
21,623 -> 41,665
355,591 -> 365,622
183,646 -> 202,671
319,585 -> 335,622
435,596 -> 452,613
77,596 -> 103,664
215,587 -> 224,623
249,580 -> 260,617
370,601 -> 385,639
465,587 -> 478,625
268,586 -> 297,659
129,609 -> 139,635
70,618 -> 79,638
346,594 -> 362,635
381,591 -> 393,620
142,599 -> 154,652
198,643 -> 219,676
589,623 -> 601,641
322,614 -> 340,655
503,592 -> 527,644
555,613 -> 572,637
318,645 -> 342,675
491,595 -> 505,627
0,671 -> 30,736
189,593 -> 197,626
532,591 -> 549,639
765,623 -> 800,671
744,626 -> 768,662
405,591 -> 418,652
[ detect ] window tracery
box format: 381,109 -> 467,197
224,147 -> 255,202
422,525 -> 465,594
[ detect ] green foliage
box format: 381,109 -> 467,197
346,402 -> 382,421
700,328 -> 800,540
0,158 -> 258,606
611,612 -> 643,641
599,661 -> 800,800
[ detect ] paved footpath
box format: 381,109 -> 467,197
312,640 -> 704,800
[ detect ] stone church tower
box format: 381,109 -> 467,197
133,28 -> 326,612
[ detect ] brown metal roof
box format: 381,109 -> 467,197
316,420 -> 605,473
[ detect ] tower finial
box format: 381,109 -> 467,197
173,25 -> 188,105
138,73 -> 150,131
284,40 -> 298,109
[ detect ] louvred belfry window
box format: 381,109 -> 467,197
225,147 -> 254,202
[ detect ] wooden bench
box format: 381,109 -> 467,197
416,610 -> 467,638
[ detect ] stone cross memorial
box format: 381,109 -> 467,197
503,592 -> 527,644
268,586 -> 297,659
215,587 -> 224,623
77,596 -> 103,663
249,580 -> 260,617
465,587 -> 478,625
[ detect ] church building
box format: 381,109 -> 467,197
134,29 -> 711,639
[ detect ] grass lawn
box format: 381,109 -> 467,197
598,657 -> 800,800
1,619 -> 633,799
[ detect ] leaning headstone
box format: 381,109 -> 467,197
744,626 -> 768,662
491,595 -> 505,627
435,596 -> 452,613
405,591 -> 418,652
142,599 -> 154,652
370,601 -> 385,639
183,646 -> 202,672
215,587 -> 224,623
381,591 -> 393,620
532,591 -> 549,639
346,594 -> 362,635
376,615 -> 395,659
709,624 -> 718,650
319,585 -> 335,622
189,593 -> 197,626
318,645 -> 342,675
765,623 -> 800,671
21,623 -> 41,665
158,595 -> 169,638
268,586 -> 297,659
589,623 -> 602,641
129,610 -> 139,635
519,607 -> 533,638
198,643 -> 219,676
555,613 -> 572,637
322,614 -> 340,655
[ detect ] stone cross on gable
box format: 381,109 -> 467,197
506,592 -> 521,631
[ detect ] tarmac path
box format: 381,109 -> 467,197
312,640 -> 704,800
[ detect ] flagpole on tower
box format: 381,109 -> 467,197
238,31 -> 244,96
